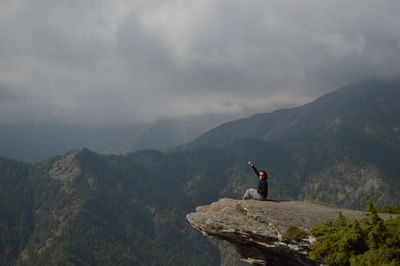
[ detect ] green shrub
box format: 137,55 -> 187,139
283,226 -> 309,240
376,205 -> 400,214
309,201 -> 400,265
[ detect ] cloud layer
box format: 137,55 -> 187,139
1,0 -> 400,125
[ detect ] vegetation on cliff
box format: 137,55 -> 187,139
309,201 -> 400,265
376,204 -> 400,214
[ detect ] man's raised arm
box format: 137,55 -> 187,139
248,161 -> 259,177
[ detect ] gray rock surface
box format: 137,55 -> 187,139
186,198 -> 392,266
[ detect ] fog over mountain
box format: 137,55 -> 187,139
0,113 -> 238,162
1,0 -> 400,126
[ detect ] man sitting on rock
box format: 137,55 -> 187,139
242,161 -> 268,201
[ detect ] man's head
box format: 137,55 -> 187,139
259,171 -> 267,179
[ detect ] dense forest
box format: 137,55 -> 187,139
0,151 -> 221,265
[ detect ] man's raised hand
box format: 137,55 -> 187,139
248,161 -> 254,167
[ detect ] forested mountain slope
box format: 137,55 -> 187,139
0,150 -> 221,265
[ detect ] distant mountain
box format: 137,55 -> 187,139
1,80 -> 399,265
0,123 -> 150,162
0,113 -> 238,162
130,113 -> 238,151
188,80 -> 400,149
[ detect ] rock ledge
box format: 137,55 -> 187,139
186,198 -> 376,265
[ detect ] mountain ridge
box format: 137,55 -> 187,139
187,79 -> 400,149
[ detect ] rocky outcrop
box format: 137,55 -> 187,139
186,198 -> 393,266
49,150 -> 82,181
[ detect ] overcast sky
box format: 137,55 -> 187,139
1,0 -> 399,126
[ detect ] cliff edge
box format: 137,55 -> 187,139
186,198 -> 392,266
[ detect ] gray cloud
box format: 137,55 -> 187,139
1,0 -> 400,125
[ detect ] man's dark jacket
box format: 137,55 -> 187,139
251,165 -> 268,200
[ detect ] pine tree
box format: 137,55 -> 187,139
309,200 -> 400,265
